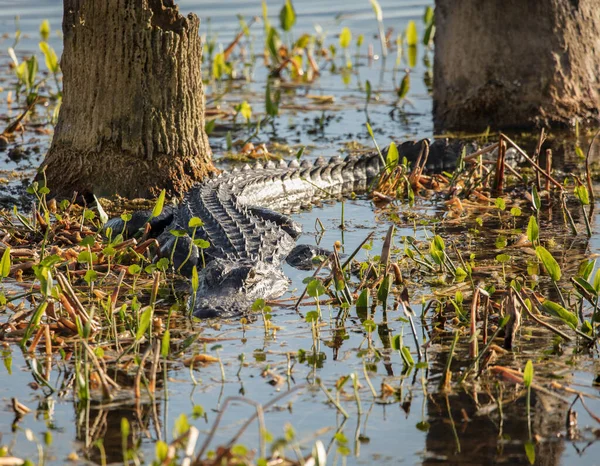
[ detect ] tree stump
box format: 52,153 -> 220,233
433,0 -> 600,131
41,0 -> 214,199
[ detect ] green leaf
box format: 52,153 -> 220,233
252,299 -> 265,312
295,33 -> 311,49
0,248 -> 11,278
84,269 -> 97,285
535,246 -> 561,282
495,254 -> 510,264
266,26 -> 280,63
79,235 -> 95,247
188,217 -> 203,229
366,121 -> 375,140
406,20 -> 418,46
121,418 -> 130,437
194,239 -> 210,249
523,360 -> 533,388
423,6 -> 434,25
36,267 -> 53,297
339,27 -> 351,49
21,300 -> 47,345
593,268 -> 600,293
152,189 -> 166,219
531,185 -> 541,211
455,267 -> 467,281
495,236 -> 507,249
574,184 -> 590,205
401,346 -> 414,366
386,141 -> 399,169
363,319 -> 376,333
524,440 -> 535,465
192,404 -> 205,419
136,306 -> 153,340
422,22 -> 435,47
541,300 -> 577,330
156,257 -> 170,271
191,266 -> 199,293
161,330 -> 170,358
495,197 -> 506,211
305,310 -> 319,322
26,55 -> 38,91
575,146 -> 585,159
39,41 -> 59,73
77,251 -> 97,264
510,206 -> 522,217
527,216 -> 538,244
39,20 -> 50,41
365,79 -> 372,105
173,413 -> 190,437
236,101 -> 252,122
578,258 -> 596,280
356,289 -> 369,309
279,0 -> 296,32
155,441 -> 169,462
128,264 -> 141,275
212,52 -> 231,80
307,279 -> 327,298
170,229 -> 188,238
432,235 -> 445,252
377,274 -> 391,304
397,72 -> 410,99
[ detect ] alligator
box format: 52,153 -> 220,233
106,138 -> 468,318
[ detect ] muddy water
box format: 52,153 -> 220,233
0,1 -> 599,466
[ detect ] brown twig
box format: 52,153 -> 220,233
585,126 -> 600,220
500,133 -> 564,191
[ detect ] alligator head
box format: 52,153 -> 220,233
192,259 -> 290,319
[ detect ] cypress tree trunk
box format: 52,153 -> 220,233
433,0 -> 600,131
41,0 -> 214,199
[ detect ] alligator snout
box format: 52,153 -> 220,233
191,259 -> 289,319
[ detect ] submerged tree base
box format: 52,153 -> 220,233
42,0 -> 214,199
433,0 -> 600,131
42,144 -> 215,199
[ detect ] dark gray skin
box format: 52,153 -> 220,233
105,138 -> 468,318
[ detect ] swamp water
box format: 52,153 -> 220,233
0,1 -> 600,465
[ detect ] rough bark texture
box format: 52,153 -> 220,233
41,0 -> 214,198
434,0 -> 600,132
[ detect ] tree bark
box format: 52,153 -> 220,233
433,0 -> 600,132
41,0 -> 214,199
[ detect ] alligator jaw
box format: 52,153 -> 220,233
192,293 -> 255,319
192,259 -> 289,319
